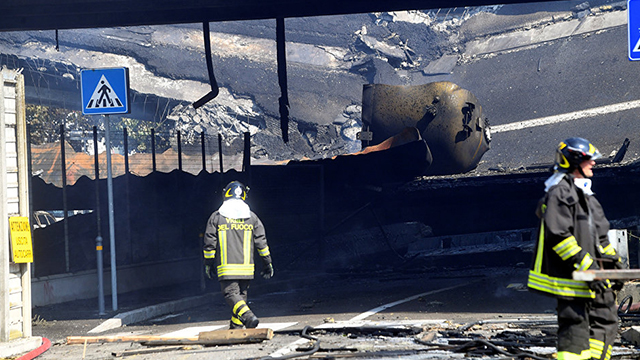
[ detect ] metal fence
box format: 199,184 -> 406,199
27,121 -> 328,279
30,125 -> 254,187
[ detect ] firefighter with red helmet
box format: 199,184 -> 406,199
203,181 -> 274,329
528,137 -> 625,360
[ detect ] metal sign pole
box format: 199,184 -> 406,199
105,114 -> 118,311
81,68 -> 128,312
93,127 -> 105,315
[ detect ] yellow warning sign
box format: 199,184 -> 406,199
9,217 -> 33,263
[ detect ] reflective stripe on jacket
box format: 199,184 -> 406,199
527,174 -> 612,299
203,211 -> 271,280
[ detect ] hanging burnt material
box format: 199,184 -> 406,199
276,17 -> 290,143
193,21 -> 219,109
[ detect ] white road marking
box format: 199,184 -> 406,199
491,99 -> 640,133
162,325 -> 225,338
268,281 -> 472,358
88,318 -> 121,334
347,282 -> 468,322
162,322 -> 298,338
261,322 -> 299,331
315,319 -> 448,329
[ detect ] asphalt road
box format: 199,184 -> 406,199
28,266 -> 565,360
437,15 -> 640,172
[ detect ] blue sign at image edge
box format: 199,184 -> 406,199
80,68 -> 130,115
629,0 -> 640,60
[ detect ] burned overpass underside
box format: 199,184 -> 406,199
0,0 -> 565,32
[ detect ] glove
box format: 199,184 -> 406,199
589,280 -> 608,294
261,263 -> 274,280
204,265 -> 215,280
612,257 -> 627,269
612,280 -> 625,291
600,254 -> 626,269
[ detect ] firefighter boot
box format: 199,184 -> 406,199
233,300 -> 259,329
230,315 -> 244,329
241,310 -> 259,329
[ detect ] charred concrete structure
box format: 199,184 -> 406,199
0,1 -> 636,172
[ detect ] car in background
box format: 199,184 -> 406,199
32,210 -> 57,229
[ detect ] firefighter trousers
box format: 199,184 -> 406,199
556,289 -> 617,360
220,280 -> 253,328
588,289 -> 618,360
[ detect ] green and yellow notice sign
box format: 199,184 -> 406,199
9,217 -> 33,263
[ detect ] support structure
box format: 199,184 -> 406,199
0,67 -> 37,354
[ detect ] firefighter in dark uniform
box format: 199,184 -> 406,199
528,137 -> 625,360
203,181 -> 274,329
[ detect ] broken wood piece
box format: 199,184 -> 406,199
572,269 -> 640,281
198,328 -> 273,341
143,328 -> 274,347
67,335 -> 198,345
68,328 -> 273,346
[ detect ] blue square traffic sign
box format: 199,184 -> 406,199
81,68 -> 130,115
629,0 -> 640,60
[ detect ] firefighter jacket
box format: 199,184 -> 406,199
203,200 -> 272,281
528,173 -> 617,300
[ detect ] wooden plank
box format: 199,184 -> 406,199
66,335 -> 199,345
573,269 -> 640,281
198,328 -> 273,341
143,328 -> 274,347
67,329 -> 273,346
16,72 -> 32,338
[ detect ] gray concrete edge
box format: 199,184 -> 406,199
0,336 -> 42,358
32,257 -> 200,307
463,9 -> 626,57
88,292 -> 215,334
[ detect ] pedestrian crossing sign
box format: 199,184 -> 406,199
81,68 -> 130,115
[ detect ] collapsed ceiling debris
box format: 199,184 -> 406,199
5,1 -> 638,174
62,318 -> 640,359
